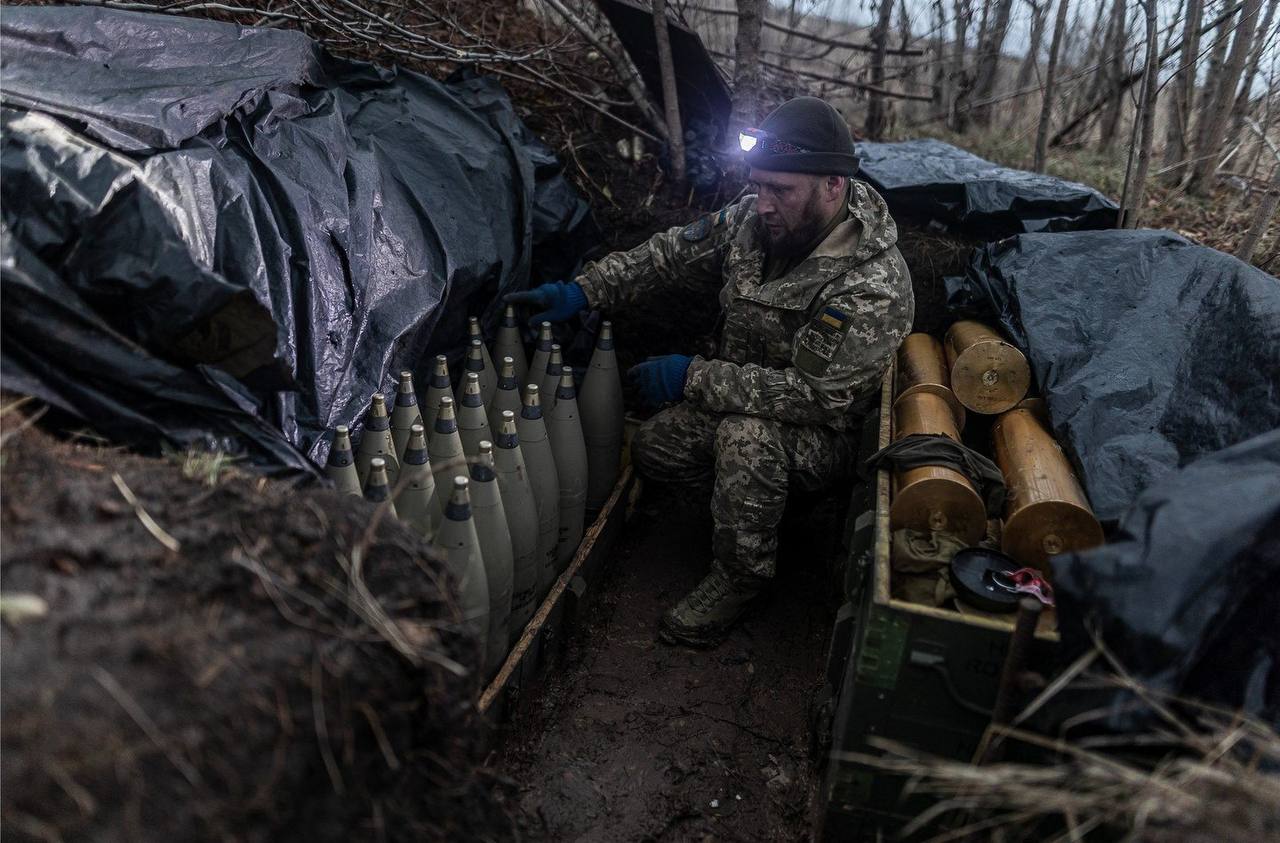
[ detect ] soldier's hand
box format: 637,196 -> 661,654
504,281 -> 587,327
627,355 -> 692,408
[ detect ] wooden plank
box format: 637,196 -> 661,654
478,464 -> 635,715
873,366 -> 894,607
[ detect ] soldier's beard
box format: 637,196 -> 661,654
757,188 -> 832,259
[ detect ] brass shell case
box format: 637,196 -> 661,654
889,391 -> 986,544
944,320 -> 1031,415
894,333 -> 966,428
992,408 -> 1104,570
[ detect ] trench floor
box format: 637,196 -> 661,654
498,487 -> 841,841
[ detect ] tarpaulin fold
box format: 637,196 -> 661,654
945,229 -> 1280,523
855,139 -> 1118,239
1055,429 -> 1280,729
0,7 -> 593,473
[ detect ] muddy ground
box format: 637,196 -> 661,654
498,485 -> 846,842
0,415 -> 505,842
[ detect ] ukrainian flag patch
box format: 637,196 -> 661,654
819,306 -> 847,330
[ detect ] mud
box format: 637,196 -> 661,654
499,486 -> 846,841
0,416 -> 505,842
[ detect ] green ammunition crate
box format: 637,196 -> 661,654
816,370 -> 1059,840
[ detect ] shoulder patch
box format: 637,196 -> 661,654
795,308 -> 852,376
681,216 -> 712,242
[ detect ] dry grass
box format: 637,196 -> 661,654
840,645 -> 1280,842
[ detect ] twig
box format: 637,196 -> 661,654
92,666 -> 203,787
310,653 -> 346,795
111,473 -> 181,553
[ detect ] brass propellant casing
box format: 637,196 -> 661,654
944,320 -> 1031,415
992,407 -> 1103,570
889,391 -> 986,544
894,333 -> 965,428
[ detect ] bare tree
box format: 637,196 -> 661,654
1014,0 -> 1049,95
950,0 -> 975,131
1119,0 -> 1161,227
540,0 -> 669,142
866,0 -> 898,138
1097,0 -> 1130,148
732,0 -> 765,128
1034,0 -> 1073,171
652,0 -> 685,185
971,0 -> 1016,125
1163,0 -> 1205,183
1189,0 -> 1264,194
931,0 -> 949,110
1236,164 -> 1280,262
1231,0 -> 1279,133
1191,0 -> 1237,158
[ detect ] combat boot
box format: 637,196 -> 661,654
658,568 -> 763,648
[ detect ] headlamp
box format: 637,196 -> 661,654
737,128 -> 810,156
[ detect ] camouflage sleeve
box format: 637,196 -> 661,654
682,255 -> 912,425
576,199 -> 752,312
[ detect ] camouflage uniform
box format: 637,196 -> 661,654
577,180 -> 914,581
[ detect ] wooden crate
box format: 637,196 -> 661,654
816,368 -> 1059,840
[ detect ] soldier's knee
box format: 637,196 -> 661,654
714,414 -> 784,460
630,419 -> 664,478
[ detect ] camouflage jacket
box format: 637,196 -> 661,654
576,180 -> 914,429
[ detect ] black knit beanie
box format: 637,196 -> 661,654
743,96 -> 860,176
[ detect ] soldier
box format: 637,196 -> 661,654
507,97 -> 914,647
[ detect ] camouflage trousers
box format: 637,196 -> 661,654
631,402 -> 857,581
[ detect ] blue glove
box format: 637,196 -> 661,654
504,281 -> 587,327
627,355 -> 692,407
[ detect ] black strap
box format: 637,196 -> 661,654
865,433 -> 1007,517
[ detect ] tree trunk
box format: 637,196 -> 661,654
972,0 -> 1016,125
1051,2 -> 1244,146
950,0 -> 974,131
1188,0 -> 1264,194
1236,164 -> 1280,262
652,0 -> 686,185
1015,0 -> 1048,95
1231,0 -> 1279,134
1034,0 -> 1073,171
1119,0 -> 1160,227
932,0 -> 949,110
865,0 -> 897,138
1191,0 -> 1237,160
731,0 -> 765,128
781,0 -> 799,70
1097,0 -> 1129,149
1162,0 -> 1204,183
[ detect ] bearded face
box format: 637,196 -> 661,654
748,169 -> 845,259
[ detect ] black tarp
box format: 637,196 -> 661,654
945,229 -> 1280,524
855,139 -> 1118,239
0,7 -> 592,473
1055,429 -> 1280,728
597,0 -> 733,145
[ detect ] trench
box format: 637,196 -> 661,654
498,485 -> 847,840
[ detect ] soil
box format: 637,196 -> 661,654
0,416 -> 506,842
498,485 -> 847,842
